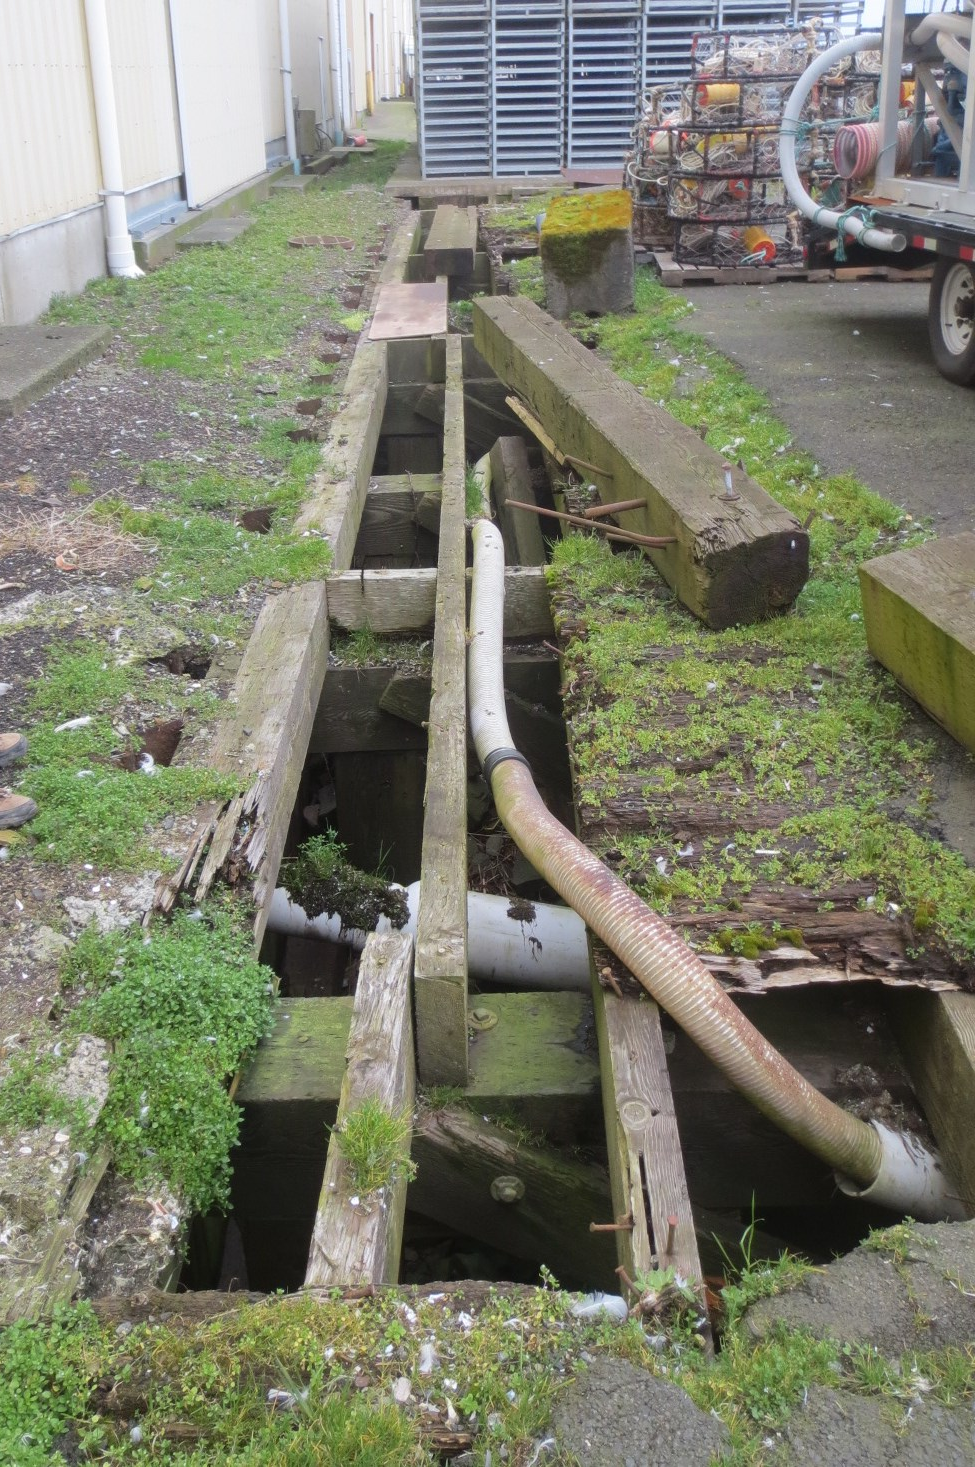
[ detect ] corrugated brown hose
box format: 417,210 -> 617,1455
469,520 -> 964,1221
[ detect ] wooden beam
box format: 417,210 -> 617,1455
154,582 -> 331,943
490,436 -> 547,567
859,532 -> 975,755
424,204 -> 478,278
325,565 -> 554,637
295,342 -> 388,574
414,333 -> 469,1086
409,1105 -> 618,1288
593,973 -> 704,1303
331,749 -> 425,884
473,295 -> 809,629
377,212 -> 423,286
890,991 -> 975,1214
358,477 -> 441,562
305,933 -> 415,1287
381,384 -> 445,437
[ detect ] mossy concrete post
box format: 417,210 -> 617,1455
540,190 -> 635,319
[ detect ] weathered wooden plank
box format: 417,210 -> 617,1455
859,532 -> 975,755
378,212 -> 423,286
410,1105 -> 618,1288
414,334 -> 470,1086
294,340 -> 388,573
332,749 -> 425,883
305,932 -> 415,1287
154,583 -> 331,942
325,565 -> 554,637
3,1144 -> 112,1323
593,972 -> 704,1301
890,991 -> 975,1214
382,436 -> 443,475
380,384 -> 445,437
358,478 -> 441,562
386,336 -> 446,385
489,435 -> 547,567
473,295 -> 809,629
424,204 -> 478,277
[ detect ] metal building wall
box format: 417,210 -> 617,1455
417,0 -> 492,176
107,0 -> 182,192
566,0 -> 643,166
0,0 -> 102,236
259,0 -> 287,152
168,0 -> 267,206
493,0 -> 564,175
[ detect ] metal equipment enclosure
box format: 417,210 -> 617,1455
415,0 -> 863,176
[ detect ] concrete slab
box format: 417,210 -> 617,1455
271,174 -> 322,193
176,215 -> 255,249
0,323 -> 110,419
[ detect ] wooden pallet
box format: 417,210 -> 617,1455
650,249 -> 933,288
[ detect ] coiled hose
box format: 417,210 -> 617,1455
469,518 -> 964,1221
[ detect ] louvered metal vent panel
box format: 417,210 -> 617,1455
644,1 -> 719,88
417,3 -> 492,176
567,2 -> 643,166
493,0 -> 565,175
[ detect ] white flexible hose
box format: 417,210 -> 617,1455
779,32 -> 906,253
468,517 -> 965,1221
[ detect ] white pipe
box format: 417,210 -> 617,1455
278,0 -> 299,173
83,0 -> 144,279
779,33 -> 906,254
910,12 -> 973,46
318,34 -> 330,136
328,0 -> 348,142
267,882 -> 591,990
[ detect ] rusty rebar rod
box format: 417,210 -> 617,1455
506,499 -> 677,549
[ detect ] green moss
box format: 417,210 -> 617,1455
283,833 -> 409,932
540,190 -> 633,285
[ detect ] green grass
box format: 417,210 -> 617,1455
333,1098 -> 417,1195
547,270 -> 975,965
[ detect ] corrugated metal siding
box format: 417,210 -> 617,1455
290,0 -> 326,124
259,0 -> 286,147
169,0 -> 267,206
107,0 -> 182,190
0,0 -> 102,235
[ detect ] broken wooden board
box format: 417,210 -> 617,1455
305,933 -> 415,1287
890,990 -> 975,1215
154,582 -> 331,942
368,281 -> 448,341
424,204 -> 478,278
325,565 -> 554,637
490,435 -> 546,567
409,1105 -> 618,1288
473,295 -> 809,629
592,967 -> 704,1309
859,532 -> 975,756
414,334 -> 469,1086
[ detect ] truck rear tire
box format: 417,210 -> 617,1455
929,257 -> 975,385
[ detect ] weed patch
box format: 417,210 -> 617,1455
334,1099 -> 417,1195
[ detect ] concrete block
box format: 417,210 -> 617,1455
0,323 -> 110,418
540,189 -> 635,319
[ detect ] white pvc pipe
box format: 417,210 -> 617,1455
278,0 -> 299,173
328,0 -> 349,142
83,0 -> 144,279
267,882 -> 591,990
779,33 -> 906,254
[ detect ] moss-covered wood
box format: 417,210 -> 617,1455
473,295 -> 809,629
540,190 -> 633,284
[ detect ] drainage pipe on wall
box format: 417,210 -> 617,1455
779,32 -> 906,254
278,0 -> 300,173
468,517 -> 963,1222
267,882 -> 591,990
83,0 -> 144,279
328,0 -> 351,142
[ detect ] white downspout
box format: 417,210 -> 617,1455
278,0 -> 300,172
329,0 -> 349,142
83,0 -> 144,279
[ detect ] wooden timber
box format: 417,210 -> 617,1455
325,565 -> 554,637
490,436 -> 546,567
859,532 -> 975,756
592,972 -> 703,1301
891,991 -> 975,1214
473,294 -> 809,629
410,1105 -> 618,1287
414,334 -> 470,1085
306,933 -> 415,1287
424,205 -> 478,278
357,473 -> 441,564
154,582 -> 331,941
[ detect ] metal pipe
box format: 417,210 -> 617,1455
468,517 -> 964,1221
278,0 -> 299,172
83,0 -> 144,279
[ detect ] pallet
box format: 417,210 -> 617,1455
650,249 -> 933,288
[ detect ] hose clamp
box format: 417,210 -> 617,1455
482,746 -> 531,783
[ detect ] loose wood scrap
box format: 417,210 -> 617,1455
305,932 -> 415,1288
474,295 -> 808,629
891,991 -> 975,1216
325,565 -> 553,638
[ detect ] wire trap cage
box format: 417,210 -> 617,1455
673,216 -> 805,268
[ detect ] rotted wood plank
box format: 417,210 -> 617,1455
409,1105 -> 618,1287
154,582 -> 331,941
859,532 -> 975,755
305,932 -> 415,1287
890,991 -> 975,1215
473,295 -> 808,629
592,962 -> 704,1305
414,333 -> 470,1086
489,435 -> 546,567
325,565 -> 553,637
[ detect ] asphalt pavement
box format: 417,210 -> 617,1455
677,279 -> 975,536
